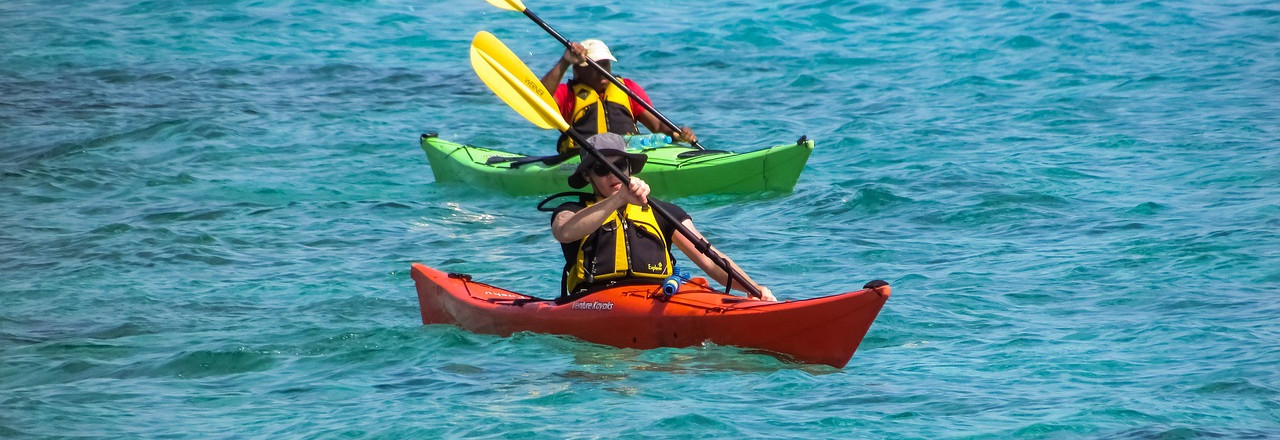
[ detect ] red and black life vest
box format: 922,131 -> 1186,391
557,80 -> 640,154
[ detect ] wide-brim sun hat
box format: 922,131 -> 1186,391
568,133 -> 647,189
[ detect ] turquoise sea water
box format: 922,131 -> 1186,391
3,0 -> 1279,437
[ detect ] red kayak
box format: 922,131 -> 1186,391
411,263 -> 890,368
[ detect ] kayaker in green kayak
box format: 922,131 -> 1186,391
540,39 -> 698,154
548,133 -> 775,301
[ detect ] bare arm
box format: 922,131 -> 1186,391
551,177 -> 650,243
671,220 -> 774,300
540,43 -> 586,97
540,59 -> 570,97
636,110 -> 697,143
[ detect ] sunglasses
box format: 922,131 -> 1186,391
589,158 -> 630,177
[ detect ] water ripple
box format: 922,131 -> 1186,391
3,0 -> 1279,437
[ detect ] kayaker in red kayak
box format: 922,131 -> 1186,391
549,133 -> 775,301
540,39 -> 697,154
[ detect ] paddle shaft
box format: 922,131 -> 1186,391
565,128 -> 759,298
519,8 -> 707,150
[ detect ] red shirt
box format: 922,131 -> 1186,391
553,78 -> 652,124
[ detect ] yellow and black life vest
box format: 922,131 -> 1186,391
556,80 -> 640,154
563,198 -> 674,295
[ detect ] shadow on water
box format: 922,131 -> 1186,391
533,334 -> 845,376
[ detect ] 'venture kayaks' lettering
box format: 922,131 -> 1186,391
570,301 -> 614,311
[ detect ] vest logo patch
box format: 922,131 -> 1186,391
647,262 -> 664,271
571,301 -> 614,311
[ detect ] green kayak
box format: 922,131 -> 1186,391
420,133 -> 813,197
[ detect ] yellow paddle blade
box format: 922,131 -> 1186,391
483,0 -> 526,12
469,31 -> 568,131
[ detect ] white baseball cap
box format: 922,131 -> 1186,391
580,39 -> 617,63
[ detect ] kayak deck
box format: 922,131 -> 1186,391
411,263 -> 889,368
